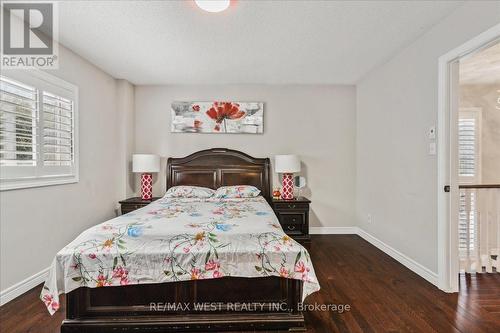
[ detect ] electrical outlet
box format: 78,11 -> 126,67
367,214 -> 373,224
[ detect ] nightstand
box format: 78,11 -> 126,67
271,197 -> 311,246
119,197 -> 160,215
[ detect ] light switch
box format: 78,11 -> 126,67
428,126 -> 436,139
429,142 -> 436,155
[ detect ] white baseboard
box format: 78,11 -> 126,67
310,226 -> 438,286
356,228 -> 438,286
0,267 -> 49,306
309,226 -> 358,234
0,227 -> 439,306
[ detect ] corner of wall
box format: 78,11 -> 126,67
116,79 -> 136,199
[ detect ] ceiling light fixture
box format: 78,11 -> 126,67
195,0 -> 230,13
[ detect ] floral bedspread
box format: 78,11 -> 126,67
41,196 -> 320,314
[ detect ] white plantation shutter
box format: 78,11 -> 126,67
0,70 -> 78,190
459,189 -> 477,257
43,92 -> 74,166
0,77 -> 37,167
458,118 -> 476,177
458,109 -> 481,184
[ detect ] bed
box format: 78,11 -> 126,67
42,148 -> 319,332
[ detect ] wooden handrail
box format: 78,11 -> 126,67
459,184 -> 500,189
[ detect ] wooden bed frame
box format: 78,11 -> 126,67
61,148 -> 306,332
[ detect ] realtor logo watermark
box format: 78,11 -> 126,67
1,1 -> 59,68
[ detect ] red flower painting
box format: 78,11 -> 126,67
171,101 -> 263,133
206,102 -> 245,132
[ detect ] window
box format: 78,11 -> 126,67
0,70 -> 78,190
458,108 -> 481,184
457,108 -> 481,265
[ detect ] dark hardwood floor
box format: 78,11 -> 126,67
1,235 -> 499,333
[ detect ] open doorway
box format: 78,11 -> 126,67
457,42 -> 500,277
438,24 -> 500,293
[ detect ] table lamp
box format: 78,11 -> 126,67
133,154 -> 160,200
275,155 -> 301,200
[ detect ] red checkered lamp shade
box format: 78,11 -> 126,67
275,155 -> 301,200
133,154 -> 160,200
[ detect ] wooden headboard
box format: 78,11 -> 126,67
167,148 -> 271,202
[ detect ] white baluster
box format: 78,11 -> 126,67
466,189 -> 472,272
484,190 -> 492,273
495,189 -> 499,272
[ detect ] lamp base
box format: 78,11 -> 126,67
281,173 -> 294,200
141,173 -> 153,200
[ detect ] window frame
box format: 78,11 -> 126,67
0,69 -> 79,191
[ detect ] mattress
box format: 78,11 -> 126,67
41,196 -> 320,314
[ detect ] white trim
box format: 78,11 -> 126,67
0,267 -> 49,306
357,229 -> 439,286
0,175 -> 78,191
437,23 -> 500,293
309,226 -> 358,234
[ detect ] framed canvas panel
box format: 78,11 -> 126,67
171,101 -> 264,134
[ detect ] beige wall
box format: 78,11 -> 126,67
356,1 -> 500,273
0,46 -> 132,291
134,85 -> 357,228
459,84 -> 500,184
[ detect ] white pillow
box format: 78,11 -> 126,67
164,186 -> 215,198
214,185 -> 261,199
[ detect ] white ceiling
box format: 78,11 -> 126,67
460,41 -> 500,85
57,0 -> 464,85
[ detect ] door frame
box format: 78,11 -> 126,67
437,23 -> 500,292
